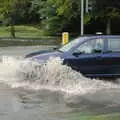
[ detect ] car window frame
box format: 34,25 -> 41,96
105,37 -> 120,53
71,37 -> 106,55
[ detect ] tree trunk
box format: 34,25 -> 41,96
10,25 -> 15,38
106,18 -> 111,35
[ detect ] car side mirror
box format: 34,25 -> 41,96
53,47 -> 58,50
72,52 -> 82,57
92,49 -> 102,53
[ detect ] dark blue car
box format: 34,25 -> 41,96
26,35 -> 120,78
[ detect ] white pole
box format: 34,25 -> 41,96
85,0 -> 88,13
81,0 -> 84,36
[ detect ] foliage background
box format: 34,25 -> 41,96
0,0 -> 120,36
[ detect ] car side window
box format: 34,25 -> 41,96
108,38 -> 120,52
73,38 -> 104,54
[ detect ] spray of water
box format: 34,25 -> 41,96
0,56 -> 120,96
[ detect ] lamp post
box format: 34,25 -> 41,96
81,0 -> 84,36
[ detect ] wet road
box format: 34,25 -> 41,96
0,46 -> 120,120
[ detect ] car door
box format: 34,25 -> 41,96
64,38 -> 105,77
101,37 -> 120,77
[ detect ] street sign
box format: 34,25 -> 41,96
62,32 -> 69,45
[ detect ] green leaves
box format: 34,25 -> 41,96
1,0 -> 120,35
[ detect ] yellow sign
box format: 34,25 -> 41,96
62,32 -> 69,45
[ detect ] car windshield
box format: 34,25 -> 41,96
59,37 -> 86,52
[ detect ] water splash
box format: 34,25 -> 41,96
0,56 -> 120,96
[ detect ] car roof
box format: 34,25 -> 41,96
73,35 -> 120,47
81,35 -> 120,39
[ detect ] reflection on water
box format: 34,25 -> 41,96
0,46 -> 120,120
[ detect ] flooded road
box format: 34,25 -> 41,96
0,46 -> 120,120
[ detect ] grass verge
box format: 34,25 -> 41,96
0,25 -> 61,46
0,25 -> 44,38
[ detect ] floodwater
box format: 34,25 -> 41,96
0,46 -> 120,120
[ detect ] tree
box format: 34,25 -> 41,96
92,0 -> 120,34
0,0 -> 15,38
30,0 -> 82,35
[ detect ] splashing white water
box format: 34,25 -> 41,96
0,56 -> 120,95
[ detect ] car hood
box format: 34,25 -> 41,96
25,50 -> 53,58
30,50 -> 63,62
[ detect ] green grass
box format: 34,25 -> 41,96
0,25 -> 61,46
0,25 -> 45,38
69,112 -> 120,120
76,114 -> 120,120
